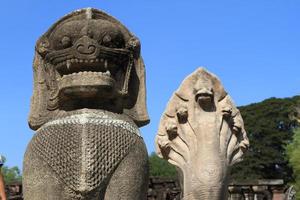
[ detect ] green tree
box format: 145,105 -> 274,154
149,152 -> 177,178
231,96 -> 300,182
286,128 -> 300,199
2,166 -> 22,184
0,156 -> 22,184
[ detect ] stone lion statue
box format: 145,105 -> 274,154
24,8 -> 150,200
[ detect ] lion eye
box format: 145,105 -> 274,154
102,35 -> 112,47
61,36 -> 72,48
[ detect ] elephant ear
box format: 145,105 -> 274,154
28,52 -> 56,130
123,57 -> 150,127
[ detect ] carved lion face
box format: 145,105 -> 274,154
29,8 -> 149,130
37,15 -> 139,110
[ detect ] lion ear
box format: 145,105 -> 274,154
28,52 -> 53,130
36,36 -> 50,57
123,56 -> 150,127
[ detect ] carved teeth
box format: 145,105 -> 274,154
67,60 -> 71,70
60,71 -> 112,79
104,60 -> 108,68
57,58 -> 112,78
57,57 -> 106,68
104,71 -> 111,76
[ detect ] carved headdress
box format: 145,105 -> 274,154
29,8 -> 149,130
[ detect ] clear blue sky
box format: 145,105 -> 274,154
0,0 -> 299,169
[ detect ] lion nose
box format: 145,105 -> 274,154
75,36 -> 97,55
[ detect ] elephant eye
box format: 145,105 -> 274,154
61,36 -> 72,48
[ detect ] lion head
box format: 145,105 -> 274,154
29,8 -> 149,130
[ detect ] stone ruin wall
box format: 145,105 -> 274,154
147,177 -> 289,200
5,178 -> 291,200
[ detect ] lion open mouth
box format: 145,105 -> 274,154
37,18 -> 138,107
56,58 -> 114,81
54,57 -> 121,99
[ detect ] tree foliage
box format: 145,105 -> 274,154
2,166 -> 22,184
0,156 -> 22,184
286,128 -> 300,199
149,153 -> 177,178
231,96 -> 300,182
